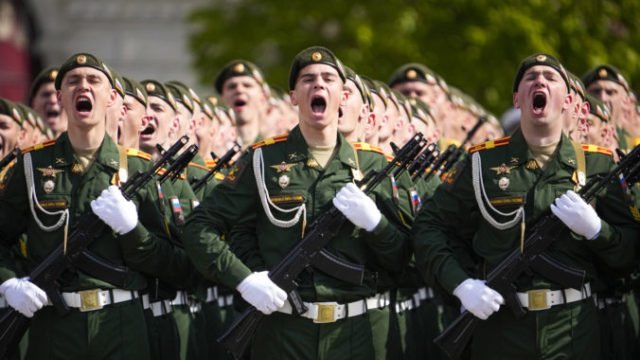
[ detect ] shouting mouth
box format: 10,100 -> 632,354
310,95 -> 327,117
75,95 -> 93,117
532,91 -> 547,116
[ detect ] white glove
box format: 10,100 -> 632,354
90,185 -> 138,234
550,190 -> 601,240
332,183 -> 382,232
0,277 -> 48,318
453,278 -> 504,320
236,271 -> 287,315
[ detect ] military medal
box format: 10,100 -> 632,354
170,196 -> 185,226
498,177 -> 510,190
306,159 -> 319,168
278,175 -> 290,188
43,180 -> 55,193
37,166 -> 63,178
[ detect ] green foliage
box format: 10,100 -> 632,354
188,0 -> 640,115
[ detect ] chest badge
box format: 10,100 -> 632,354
288,152 -> 298,161
55,158 -> 65,165
278,174 -> 290,188
43,180 -> 55,193
270,161 -> 297,173
306,158 -> 319,168
510,157 -> 519,164
498,177 -> 510,191
490,163 -> 516,175
37,166 -> 63,178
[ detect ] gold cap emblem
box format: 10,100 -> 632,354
536,54 -> 547,62
406,69 -> 417,79
76,55 -> 87,64
49,70 -> 58,80
599,68 -> 608,78
233,63 -> 245,73
209,96 -> 218,106
311,52 -> 322,62
146,83 -> 156,92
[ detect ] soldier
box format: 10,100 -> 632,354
338,67 -> 370,142
184,46 -> 410,359
412,53 -> 639,359
585,94 -> 613,148
583,65 -> 633,152
215,60 -> 269,146
119,77 -> 148,149
0,52 -> 187,358
28,66 -> 67,138
105,67 -> 126,143
564,73 -> 590,144
361,77 -> 388,146
0,99 -> 26,159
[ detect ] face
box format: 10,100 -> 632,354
106,94 -> 125,140
57,67 -> 115,131
338,79 -> 366,137
513,65 -> 571,132
140,96 -> 176,154
379,98 -> 398,142
290,64 -> 346,131
393,81 -> 433,106
221,76 -> 267,126
0,115 -> 24,158
587,80 -> 629,126
193,104 -> 214,154
586,114 -> 608,147
120,95 -> 146,147
31,82 -> 65,133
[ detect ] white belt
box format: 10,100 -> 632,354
205,286 -> 219,303
60,289 -> 139,312
396,287 -> 435,313
277,292 -> 390,323
205,286 -> 234,307
395,298 -> 417,313
516,283 -> 591,311
417,287 -> 435,301
596,294 -> 626,310
171,290 -> 190,306
142,294 -> 173,317
218,294 -> 234,307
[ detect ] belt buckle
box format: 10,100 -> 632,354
78,289 -> 103,312
314,303 -> 337,323
527,289 -> 550,310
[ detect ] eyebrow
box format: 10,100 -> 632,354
300,72 -> 338,78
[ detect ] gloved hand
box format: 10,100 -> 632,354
236,271 -> 287,315
90,185 -> 138,234
453,278 -> 503,320
550,190 -> 601,240
332,183 -> 382,232
0,277 -> 48,318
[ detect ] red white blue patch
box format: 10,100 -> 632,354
409,188 -> 422,215
170,196 -> 185,226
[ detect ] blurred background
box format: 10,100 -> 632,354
2,0 -> 640,116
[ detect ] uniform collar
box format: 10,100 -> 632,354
52,132 -> 121,171
284,126 -> 358,169
509,128 -> 578,170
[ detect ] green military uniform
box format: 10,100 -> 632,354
412,128 -> 639,359
0,132 -> 170,359
184,125 -> 410,360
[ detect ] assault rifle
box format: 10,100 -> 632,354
0,148 -> 19,170
157,144 -> 198,183
408,143 -> 439,181
218,133 -> 426,359
191,142 -> 241,192
0,136 -> 188,358
434,143 -> 640,359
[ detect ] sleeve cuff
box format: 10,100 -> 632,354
118,222 -> 149,249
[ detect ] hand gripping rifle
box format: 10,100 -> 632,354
218,133 -> 425,360
0,136 -> 188,358
434,143 -> 640,359
191,142 -> 241,192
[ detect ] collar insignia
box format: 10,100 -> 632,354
306,158 -> 319,168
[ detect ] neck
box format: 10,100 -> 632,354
341,128 -> 359,143
67,123 -> 105,151
520,119 -> 562,146
377,138 -> 394,155
299,118 -> 338,148
237,120 -> 259,145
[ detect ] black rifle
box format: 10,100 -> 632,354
218,133 -> 425,360
158,144 -> 198,183
408,143 -> 439,181
191,142 -> 241,192
434,144 -> 640,359
0,136 -> 188,358
0,148 -> 19,170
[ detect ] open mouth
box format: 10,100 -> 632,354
141,124 -> 155,136
311,96 -> 326,116
233,99 -> 247,111
532,92 -> 546,115
46,110 -> 60,119
75,95 -> 93,115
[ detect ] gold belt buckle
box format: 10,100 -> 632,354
527,289 -> 550,310
78,289 -> 104,312
314,303 -> 337,323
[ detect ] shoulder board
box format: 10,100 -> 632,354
581,144 -> 612,156
188,162 -> 209,171
351,142 -> 386,156
214,172 -> 225,181
385,154 -> 394,162
126,148 -> 152,161
157,168 -> 186,180
469,136 -> 511,154
251,134 -> 289,150
205,159 -> 217,169
634,137 -> 640,147
21,139 -> 56,154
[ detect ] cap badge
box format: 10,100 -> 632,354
311,51 -> 322,62
536,54 -> 547,62
498,177 -> 510,190
146,83 -> 156,92
49,70 -> 58,81
76,55 -> 87,64
406,69 -> 417,79
233,63 -> 245,73
599,68 -> 608,78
